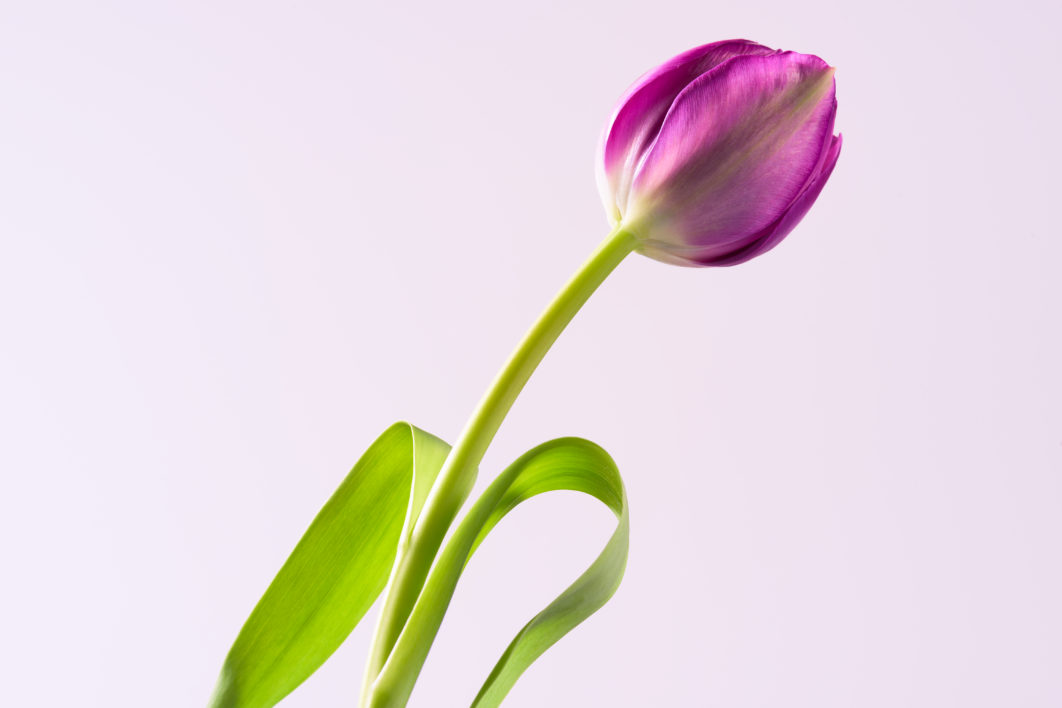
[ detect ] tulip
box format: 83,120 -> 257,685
597,39 -> 842,267
213,40 -> 846,708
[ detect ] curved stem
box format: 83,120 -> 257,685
359,225 -> 637,707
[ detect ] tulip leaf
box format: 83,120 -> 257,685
208,422 -> 455,708
468,438 -> 628,708
366,437 -> 628,708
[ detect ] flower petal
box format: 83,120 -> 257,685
595,40 -> 775,224
627,52 -> 837,257
707,133 -> 843,266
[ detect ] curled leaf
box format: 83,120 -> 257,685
366,437 -> 628,708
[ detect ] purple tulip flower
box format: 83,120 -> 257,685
597,39 -> 842,267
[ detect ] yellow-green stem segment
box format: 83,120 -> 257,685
359,226 -> 638,707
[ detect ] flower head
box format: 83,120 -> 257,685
597,40 -> 841,267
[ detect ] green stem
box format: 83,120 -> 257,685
359,225 -> 637,707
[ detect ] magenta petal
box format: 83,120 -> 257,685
595,40 -> 775,223
628,52 -> 837,257
636,134 -> 842,267
705,133 -> 843,266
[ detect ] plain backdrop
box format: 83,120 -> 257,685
2,1 -> 1060,706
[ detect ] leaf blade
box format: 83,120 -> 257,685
366,437 -> 628,708
209,422 -> 451,708
469,438 -> 629,708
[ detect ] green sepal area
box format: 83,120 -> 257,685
209,422 -> 454,708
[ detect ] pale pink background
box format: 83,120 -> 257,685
2,1 -> 1060,706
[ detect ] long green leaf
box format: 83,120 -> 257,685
468,439 -> 628,708
366,437 -> 628,708
209,422 -> 453,708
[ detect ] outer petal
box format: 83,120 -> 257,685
595,40 -> 775,224
627,52 -> 837,260
702,133 -> 842,266
635,133 -> 841,267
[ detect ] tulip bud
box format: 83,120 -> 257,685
597,40 -> 842,267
